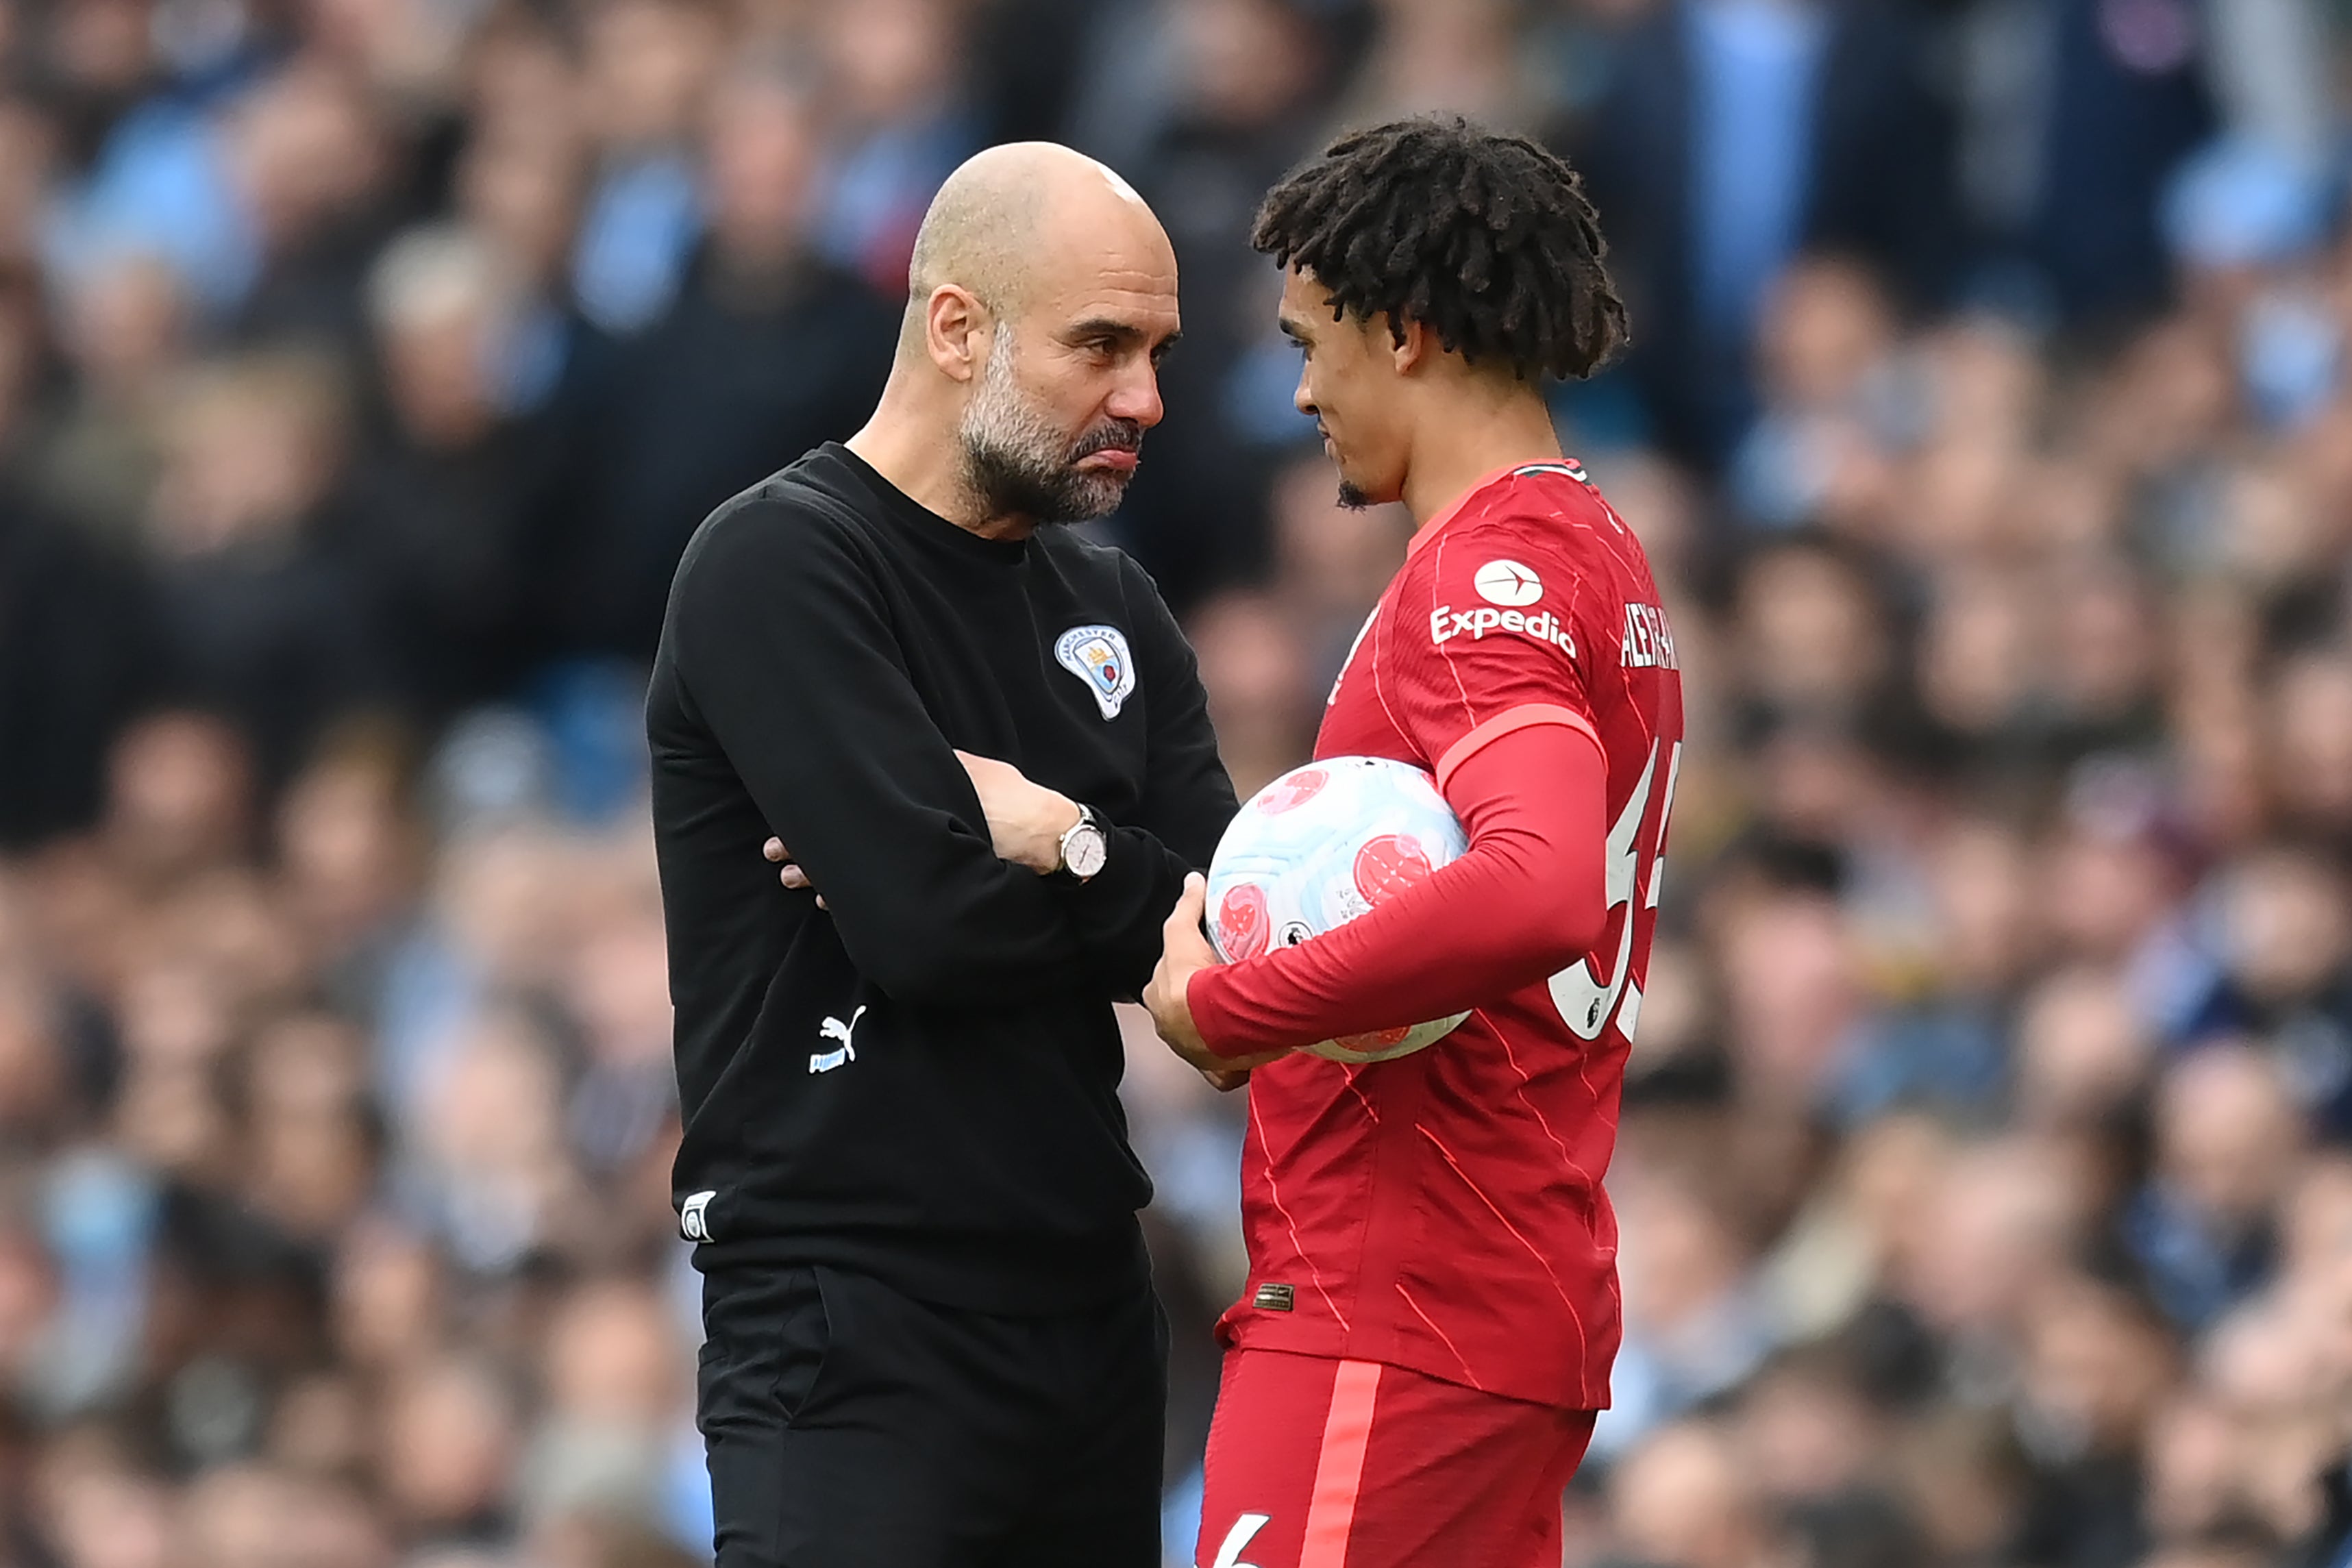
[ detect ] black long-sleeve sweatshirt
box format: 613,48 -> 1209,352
648,443 -> 1238,1312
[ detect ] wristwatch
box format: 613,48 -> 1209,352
1057,804 -> 1109,882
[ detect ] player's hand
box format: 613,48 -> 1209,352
953,750 -> 1081,873
1147,874 -> 1289,1075
762,837 -> 826,908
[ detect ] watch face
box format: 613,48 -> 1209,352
1067,827 -> 1108,879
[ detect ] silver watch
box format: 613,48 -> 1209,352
1057,805 -> 1109,881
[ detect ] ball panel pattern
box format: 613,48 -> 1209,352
1205,756 -> 1473,1065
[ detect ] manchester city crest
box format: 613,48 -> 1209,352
1054,624 -> 1137,720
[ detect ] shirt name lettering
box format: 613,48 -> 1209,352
1620,603 -> 1678,670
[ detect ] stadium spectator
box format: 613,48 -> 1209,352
555,62 -> 895,658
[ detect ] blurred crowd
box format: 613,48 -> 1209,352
3,0 -> 2352,1565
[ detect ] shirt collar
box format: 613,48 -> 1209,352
1404,462 -> 1574,558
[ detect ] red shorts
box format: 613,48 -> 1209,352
1193,1348 -> 1598,1568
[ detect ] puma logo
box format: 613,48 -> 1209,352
809,1005 -> 868,1074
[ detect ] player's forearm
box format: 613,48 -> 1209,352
1189,857 -> 1582,1054
1188,725 -> 1607,1056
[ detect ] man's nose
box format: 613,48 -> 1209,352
1293,364 -> 1315,418
1106,362 -> 1165,429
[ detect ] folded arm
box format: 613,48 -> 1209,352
670,506 -> 1089,1006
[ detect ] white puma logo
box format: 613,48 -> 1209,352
809,1005 -> 868,1073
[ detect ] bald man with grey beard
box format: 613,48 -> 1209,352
649,145 -> 1237,1566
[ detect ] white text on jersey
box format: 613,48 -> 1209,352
1621,603 -> 1678,670
1428,604 -> 1577,659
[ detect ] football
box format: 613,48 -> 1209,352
1205,756 -> 1472,1064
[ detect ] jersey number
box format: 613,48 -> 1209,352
1547,739 -> 1679,1043
1205,1513 -> 1270,1568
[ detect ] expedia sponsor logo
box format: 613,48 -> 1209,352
1429,603 -> 1577,658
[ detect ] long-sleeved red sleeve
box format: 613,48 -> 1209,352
1187,717 -> 1609,1057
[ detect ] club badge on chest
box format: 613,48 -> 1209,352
1054,624 -> 1137,720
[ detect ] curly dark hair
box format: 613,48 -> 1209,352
1251,117 -> 1629,382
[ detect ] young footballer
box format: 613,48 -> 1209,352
1144,118 -> 1682,1568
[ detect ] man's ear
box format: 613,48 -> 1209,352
1389,312 -> 1431,376
926,286 -> 989,383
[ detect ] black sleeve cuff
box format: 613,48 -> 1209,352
1050,819 -> 1190,1000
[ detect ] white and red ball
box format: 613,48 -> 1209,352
1205,756 -> 1471,1064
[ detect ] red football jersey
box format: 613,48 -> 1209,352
1217,460 -> 1684,1410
